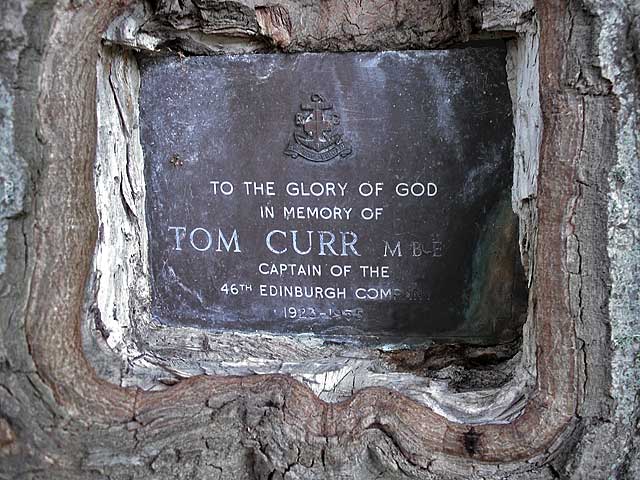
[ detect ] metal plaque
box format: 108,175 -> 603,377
139,42 -> 527,344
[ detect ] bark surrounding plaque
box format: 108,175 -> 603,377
0,0 -> 638,479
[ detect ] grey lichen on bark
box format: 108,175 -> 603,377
563,1 -> 640,477
0,1 -> 30,276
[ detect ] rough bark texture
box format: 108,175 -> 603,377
89,1 -> 536,425
0,0 -> 638,479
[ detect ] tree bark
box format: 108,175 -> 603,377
0,1 -> 638,479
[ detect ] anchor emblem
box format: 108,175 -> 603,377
284,94 -> 352,163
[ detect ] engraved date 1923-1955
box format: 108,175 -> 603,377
280,306 -> 364,320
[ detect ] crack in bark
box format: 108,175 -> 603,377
365,421 -> 430,474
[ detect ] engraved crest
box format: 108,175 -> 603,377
284,94 -> 352,162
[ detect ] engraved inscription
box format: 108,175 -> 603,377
139,44 -> 527,344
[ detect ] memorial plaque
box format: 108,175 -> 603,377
139,42 -> 527,344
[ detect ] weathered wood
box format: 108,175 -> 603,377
94,0 -> 534,421
0,0 -> 637,478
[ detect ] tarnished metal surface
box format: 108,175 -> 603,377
139,43 -> 526,344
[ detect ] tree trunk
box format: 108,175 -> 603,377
0,0 -> 638,479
